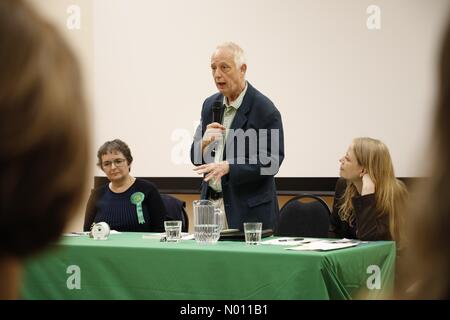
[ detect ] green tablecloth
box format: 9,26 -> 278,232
21,233 -> 395,299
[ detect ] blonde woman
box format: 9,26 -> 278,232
329,137 -> 408,243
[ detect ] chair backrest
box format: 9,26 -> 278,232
160,194 -> 189,232
275,194 -> 331,237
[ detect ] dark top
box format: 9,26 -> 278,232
329,178 -> 391,241
84,178 -> 167,232
190,82 -> 285,231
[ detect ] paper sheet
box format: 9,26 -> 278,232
262,237 -> 320,246
286,240 -> 361,251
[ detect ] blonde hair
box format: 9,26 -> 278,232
338,137 -> 408,243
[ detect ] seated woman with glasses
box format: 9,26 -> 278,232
84,139 -> 167,232
329,137 -> 408,243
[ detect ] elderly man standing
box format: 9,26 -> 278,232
191,42 -> 284,231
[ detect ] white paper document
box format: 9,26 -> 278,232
262,237 -> 320,246
286,240 -> 360,251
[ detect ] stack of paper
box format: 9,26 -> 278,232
286,239 -> 361,251
262,237 -> 319,246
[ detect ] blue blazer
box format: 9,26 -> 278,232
191,82 -> 285,230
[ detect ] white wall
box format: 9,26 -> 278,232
28,0 -> 94,116
30,0 -> 450,178
92,0 -> 450,178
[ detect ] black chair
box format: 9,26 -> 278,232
275,194 -> 331,237
161,194 -> 189,232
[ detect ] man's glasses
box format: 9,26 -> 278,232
102,158 -> 127,168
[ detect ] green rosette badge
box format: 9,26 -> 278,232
130,192 -> 145,224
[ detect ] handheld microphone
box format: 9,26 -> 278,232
212,101 -> 224,124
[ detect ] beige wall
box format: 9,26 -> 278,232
91,0 -> 450,178
27,0 -> 93,100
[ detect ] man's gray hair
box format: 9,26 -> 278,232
214,42 -> 246,67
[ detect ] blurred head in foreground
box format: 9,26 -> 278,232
399,18 -> 450,300
0,0 -> 89,298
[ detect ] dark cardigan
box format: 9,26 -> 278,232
329,178 -> 391,241
84,178 -> 167,232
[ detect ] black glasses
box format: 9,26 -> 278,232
102,158 -> 127,168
